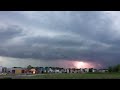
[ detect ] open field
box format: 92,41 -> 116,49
1,73 -> 120,79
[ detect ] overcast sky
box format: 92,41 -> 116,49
0,11 -> 120,68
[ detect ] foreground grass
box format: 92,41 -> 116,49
23,73 -> 120,79
1,73 -> 120,79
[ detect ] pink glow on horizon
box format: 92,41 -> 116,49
56,60 -> 101,69
73,61 -> 96,68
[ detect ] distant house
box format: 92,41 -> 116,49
82,69 -> 86,72
54,70 -> 60,73
11,67 -> 26,74
7,68 -> 12,74
48,67 -> 54,73
67,68 -> 71,73
45,67 -> 50,73
29,68 -> 37,74
36,67 -> 49,73
77,69 -> 81,73
98,69 -> 108,73
89,68 -> 94,72
36,67 -> 44,73
63,69 -> 66,73
80,68 -> 84,73
2,67 -> 7,73
69,68 -> 77,73
92,69 -> 97,72
60,68 -> 65,73
73,69 -> 76,73
70,68 -> 74,73
0,66 -> 2,73
66,69 -> 69,73
84,68 -> 89,72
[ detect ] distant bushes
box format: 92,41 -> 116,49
108,64 -> 120,72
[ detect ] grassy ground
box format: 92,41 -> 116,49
22,73 -> 120,79
1,73 -> 120,79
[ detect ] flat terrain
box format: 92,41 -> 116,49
1,73 -> 120,79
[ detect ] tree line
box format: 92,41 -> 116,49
108,64 -> 120,72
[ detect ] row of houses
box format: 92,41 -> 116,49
0,66 -> 108,75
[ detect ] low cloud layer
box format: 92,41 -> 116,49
0,11 -> 120,68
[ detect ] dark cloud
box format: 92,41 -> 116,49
0,25 -> 22,42
0,11 -> 120,67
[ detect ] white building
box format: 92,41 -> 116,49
61,69 -> 65,73
98,69 -> 108,73
7,68 -> 13,73
48,68 -> 54,73
84,68 -> 89,72
55,70 -> 60,73
80,68 -> 82,72
2,67 -> 7,73
92,69 -> 97,72
66,69 -> 69,73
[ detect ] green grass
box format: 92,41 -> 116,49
1,73 -> 120,79
22,73 -> 120,79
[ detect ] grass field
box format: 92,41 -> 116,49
1,73 -> 120,79
14,73 -> 120,79
0,73 -> 120,79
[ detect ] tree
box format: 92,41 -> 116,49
115,64 -> 120,72
108,64 -> 120,72
27,65 -> 33,70
89,68 -> 93,72
118,65 -> 120,72
108,66 -> 113,72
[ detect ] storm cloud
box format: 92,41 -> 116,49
0,11 -> 120,68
